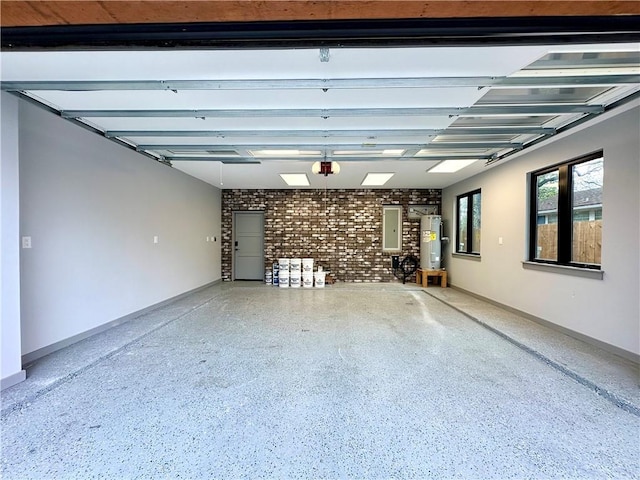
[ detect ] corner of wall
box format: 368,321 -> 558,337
1,92 -> 26,388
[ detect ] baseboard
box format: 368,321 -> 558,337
1,369 -> 26,390
22,279 -> 221,366
449,283 -> 640,365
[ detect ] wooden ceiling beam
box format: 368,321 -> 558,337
3,1 -> 640,27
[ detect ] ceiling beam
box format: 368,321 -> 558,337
4,74 -> 639,92
4,16 -> 640,50
110,129 -> 442,138
138,142 -> 522,151
165,155 -> 490,163
1,77 -> 499,90
164,157 -> 262,164
105,127 -> 556,138
62,105 -> 604,119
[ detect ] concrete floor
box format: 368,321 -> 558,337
1,282 -> 639,479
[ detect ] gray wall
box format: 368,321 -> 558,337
442,101 -> 640,356
18,100 -> 222,357
1,93 -> 25,388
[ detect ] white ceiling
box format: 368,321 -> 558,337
2,43 -> 639,189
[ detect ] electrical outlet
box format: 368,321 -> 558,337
153,235 -> 159,244
22,236 -> 32,249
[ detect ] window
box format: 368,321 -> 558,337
529,151 -> 603,269
382,205 -> 402,252
456,189 -> 481,254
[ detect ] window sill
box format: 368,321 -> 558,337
522,261 -> 604,280
452,253 -> 481,261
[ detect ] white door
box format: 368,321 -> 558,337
233,212 -> 264,280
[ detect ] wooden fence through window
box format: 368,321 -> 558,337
536,220 -> 602,264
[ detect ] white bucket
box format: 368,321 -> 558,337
302,258 -> 314,273
279,271 -> 289,288
278,258 -> 290,271
302,273 -> 314,288
290,258 -> 302,273
314,271 -> 326,288
289,267 -> 301,287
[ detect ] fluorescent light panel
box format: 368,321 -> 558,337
428,159 -> 477,173
361,173 -> 395,186
280,173 -> 310,186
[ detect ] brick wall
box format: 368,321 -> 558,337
222,189 -> 441,282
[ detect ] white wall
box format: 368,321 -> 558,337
442,102 -> 640,357
19,100 -> 221,357
1,93 -> 26,388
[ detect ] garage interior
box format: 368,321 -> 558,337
1,1 -> 639,478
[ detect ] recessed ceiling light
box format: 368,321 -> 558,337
280,173 -> 310,186
361,173 -> 395,186
428,160 -> 478,173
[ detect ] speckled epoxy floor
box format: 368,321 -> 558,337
2,283 -> 639,479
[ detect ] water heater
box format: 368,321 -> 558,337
420,215 -> 441,270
